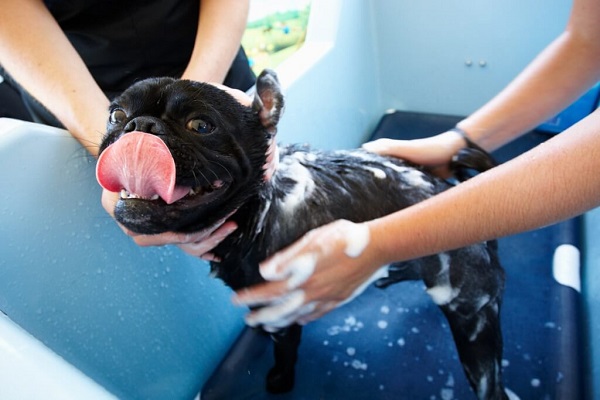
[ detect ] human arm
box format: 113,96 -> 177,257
232,0 -> 600,326
234,110 -> 600,326
181,0 -> 250,83
364,0 -> 600,169
0,0 -> 108,156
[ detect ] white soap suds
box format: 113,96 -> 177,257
344,223 -> 370,258
285,253 -> 318,289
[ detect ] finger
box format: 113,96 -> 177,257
258,232 -> 318,281
362,138 -> 404,156
177,221 -> 238,256
101,190 -> 145,237
363,138 -> 435,163
260,252 -> 318,291
199,253 -> 220,262
133,216 -> 236,247
101,189 -> 119,218
133,231 -> 191,247
208,83 -> 252,106
232,280 -> 291,307
261,301 -> 318,332
244,290 -> 310,328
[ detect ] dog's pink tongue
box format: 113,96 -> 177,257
96,131 -> 189,204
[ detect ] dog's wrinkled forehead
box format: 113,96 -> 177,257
113,77 -> 243,119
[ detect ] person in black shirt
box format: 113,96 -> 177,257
0,0 -> 253,247
0,0 -> 254,156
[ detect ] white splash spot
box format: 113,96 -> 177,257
477,376 -> 489,399
530,378 -> 541,387
445,373 -> 455,387
505,387 -> 521,400
327,315 -> 364,335
344,223 -> 370,258
475,294 -> 491,311
426,285 -> 459,305
440,388 -> 454,400
277,159 -> 315,213
346,347 -> 356,356
426,253 -> 460,305
411,327 -> 420,334
469,316 -> 487,342
377,320 -> 388,329
291,151 -> 318,163
350,360 -> 368,370
383,162 -> 434,189
501,359 -> 510,368
552,244 -> 581,292
397,338 -> 405,346
380,305 -> 390,314
285,253 -> 318,289
364,166 -> 387,179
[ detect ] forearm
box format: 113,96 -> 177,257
368,109 -> 600,266
181,0 -> 250,83
458,0 -> 600,151
0,0 -> 108,156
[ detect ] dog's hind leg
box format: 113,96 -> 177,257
266,324 -> 303,393
440,299 -> 508,400
421,250 -> 508,399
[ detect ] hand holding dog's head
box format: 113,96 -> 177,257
97,70 -> 284,234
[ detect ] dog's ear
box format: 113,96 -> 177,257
252,69 -> 285,134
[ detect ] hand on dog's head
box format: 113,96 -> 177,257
96,70 -> 284,235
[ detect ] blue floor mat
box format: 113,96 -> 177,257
202,111 -> 584,399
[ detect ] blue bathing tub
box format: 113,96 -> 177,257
0,1 -> 597,399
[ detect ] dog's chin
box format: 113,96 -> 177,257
114,180 -> 231,234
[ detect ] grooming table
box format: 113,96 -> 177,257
202,111 -> 584,399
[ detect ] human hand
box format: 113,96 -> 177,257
362,129 -> 466,178
101,187 -> 237,260
232,220 -> 389,331
208,83 -> 253,106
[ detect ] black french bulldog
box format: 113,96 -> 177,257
97,70 -> 508,399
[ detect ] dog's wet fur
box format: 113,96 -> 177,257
99,70 -> 508,399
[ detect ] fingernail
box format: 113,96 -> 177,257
200,253 -> 220,262
224,225 -> 238,235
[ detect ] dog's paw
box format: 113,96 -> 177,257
266,366 -> 295,394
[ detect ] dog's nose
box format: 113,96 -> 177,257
124,116 -> 163,135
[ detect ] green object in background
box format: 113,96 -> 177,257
243,2 -> 311,75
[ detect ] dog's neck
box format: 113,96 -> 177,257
264,137 -> 279,181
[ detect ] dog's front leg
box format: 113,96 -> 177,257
266,324 -> 303,393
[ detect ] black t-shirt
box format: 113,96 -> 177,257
44,0 -> 254,93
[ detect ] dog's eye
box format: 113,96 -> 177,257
186,118 -> 214,134
109,109 -> 127,124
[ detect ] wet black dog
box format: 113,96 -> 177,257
97,70 -> 508,399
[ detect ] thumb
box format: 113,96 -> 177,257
362,138 -> 436,164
